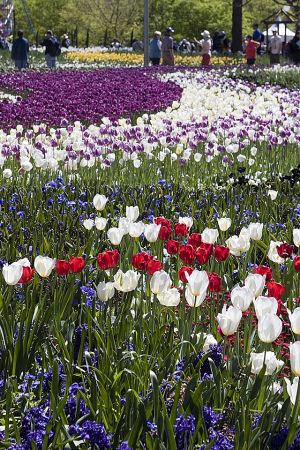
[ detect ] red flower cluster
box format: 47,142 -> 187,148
255,265 -> 273,282
97,250 -> 120,270
56,256 -> 86,276
131,252 -> 162,275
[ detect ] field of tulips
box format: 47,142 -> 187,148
1,62 -> 300,449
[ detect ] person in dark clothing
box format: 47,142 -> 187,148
61,34 -> 71,48
41,30 -> 60,69
288,31 -> 300,65
11,30 -> 29,70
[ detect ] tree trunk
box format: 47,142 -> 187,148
231,0 -> 243,53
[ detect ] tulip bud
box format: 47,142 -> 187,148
217,218 -> 231,231
93,194 -> 108,211
157,288 -> 180,306
288,308 -> 300,335
285,377 -> 299,405
34,256 -> 55,278
96,281 -> 115,301
107,227 -> 124,245
126,206 -> 139,222
231,286 -> 254,311
95,217 -> 107,231
144,224 -> 161,243
250,351 -> 283,375
267,190 -> 278,201
248,222 -> 263,241
150,270 -> 172,294
258,313 -> 282,343
217,305 -> 242,336
290,342 -> 300,376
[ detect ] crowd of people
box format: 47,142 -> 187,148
2,23 -> 300,70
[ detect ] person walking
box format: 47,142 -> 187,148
149,31 -> 162,65
245,35 -> 260,66
252,23 -> 263,55
41,30 -> 61,69
269,29 -> 282,65
162,27 -> 174,66
11,30 -> 29,70
194,30 -> 212,66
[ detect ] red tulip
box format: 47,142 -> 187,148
159,225 -> 172,241
131,252 -> 151,270
56,259 -> 70,276
276,243 -> 294,258
178,266 -> 193,283
294,256 -> 300,272
69,256 -> 86,273
188,233 -> 202,248
195,247 -> 210,265
255,265 -> 273,282
97,250 -> 119,270
154,217 -> 171,229
208,272 -> 222,292
166,239 -> 180,255
174,223 -> 189,236
214,245 -> 230,262
19,266 -> 34,283
267,281 -> 285,300
146,259 -> 162,275
179,244 -> 195,264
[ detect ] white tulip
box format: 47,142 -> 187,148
231,286 -> 254,311
290,341 -> 300,376
34,256 -> 55,278
226,235 -> 250,256
267,190 -> 278,201
293,229 -> 300,247
118,217 -> 131,235
288,308 -> 300,335
93,194 -> 108,211
217,305 -> 242,336
150,270 -> 172,294
113,270 -> 140,292
21,160 -> 33,172
267,240 -> 284,264
248,223 -> 263,241
96,281 -> 115,301
144,223 -> 161,243
285,377 -> 299,405
250,351 -> 283,375
244,274 -> 265,298
186,270 -> 209,297
217,218 -> 231,231
3,168 -> 12,179
126,206 -> 139,222
83,219 -> 94,230
185,285 -> 207,307
128,221 -> 145,238
2,262 -> 23,285
95,217 -> 107,231
202,228 -> 219,244
107,227 -> 124,245
179,217 -> 193,229
157,288 -> 180,306
203,334 -> 218,352
258,313 -> 282,343
254,296 -> 278,320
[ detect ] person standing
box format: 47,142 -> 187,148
245,35 -> 260,66
149,31 -> 162,65
252,23 -> 263,55
162,27 -> 174,66
288,30 -> 300,65
41,30 -> 61,69
11,30 -> 29,70
269,29 -> 282,64
194,30 -> 212,66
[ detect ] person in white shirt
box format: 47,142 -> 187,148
269,29 -> 282,64
194,30 -> 212,66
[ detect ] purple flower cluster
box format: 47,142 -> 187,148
70,420 -> 112,447
175,414 -> 195,449
0,68 -> 182,130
